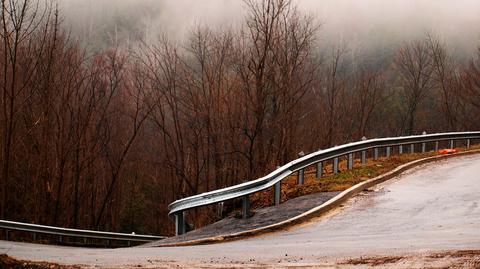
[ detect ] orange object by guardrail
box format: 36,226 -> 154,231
439,149 -> 458,154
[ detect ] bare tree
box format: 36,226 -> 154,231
0,0 -> 53,219
426,33 -> 458,130
395,39 -> 435,135
351,68 -> 386,139
94,49 -> 151,229
320,45 -> 348,147
458,48 -> 480,130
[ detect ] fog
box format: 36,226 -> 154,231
60,0 -> 480,56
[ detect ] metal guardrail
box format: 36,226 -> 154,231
168,131 -> 480,235
0,220 -> 166,245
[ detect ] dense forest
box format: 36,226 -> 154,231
0,0 -> 479,236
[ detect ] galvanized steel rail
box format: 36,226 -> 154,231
169,131 -> 480,235
0,219 -> 166,245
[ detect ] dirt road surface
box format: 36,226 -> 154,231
1,154 -> 480,268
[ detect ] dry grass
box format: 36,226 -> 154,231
250,144 -> 480,209
340,255 -> 404,266
0,254 -> 80,269
340,249 -> 480,267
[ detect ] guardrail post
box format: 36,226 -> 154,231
297,169 -> 305,185
33,232 -> 37,241
59,235 -> 63,243
5,229 -> 8,241
347,153 -> 353,169
315,161 -> 323,178
175,211 -> 186,236
374,148 -> 379,160
127,240 -> 131,247
217,202 -> 224,219
422,131 -> 427,153
333,157 -> 339,173
399,145 -> 403,154
297,151 -> 305,185
410,144 -> 415,153
467,139 -> 471,149
274,166 -> 281,205
84,238 -> 87,245
435,141 -> 439,151
386,146 -> 391,157
450,140 -> 454,149
274,181 -> 281,205
361,136 -> 367,165
242,195 -> 250,219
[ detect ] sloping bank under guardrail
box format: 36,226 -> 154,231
149,149 -> 480,247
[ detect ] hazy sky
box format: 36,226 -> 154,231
60,0 -> 480,56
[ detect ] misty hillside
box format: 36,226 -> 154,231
61,0 -> 480,58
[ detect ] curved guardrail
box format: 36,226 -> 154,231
168,131 -> 480,235
0,220 -> 166,246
